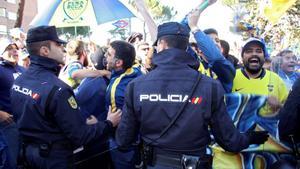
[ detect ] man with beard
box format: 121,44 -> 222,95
105,40 -> 142,169
232,38 -> 288,116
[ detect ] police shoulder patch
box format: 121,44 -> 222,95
68,96 -> 78,109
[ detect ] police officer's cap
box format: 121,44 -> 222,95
26,26 -> 66,44
153,22 -> 190,46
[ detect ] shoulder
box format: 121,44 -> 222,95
235,69 -> 243,76
265,70 -> 284,81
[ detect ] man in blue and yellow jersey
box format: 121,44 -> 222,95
211,38 -> 288,169
105,40 -> 143,169
232,38 -> 288,116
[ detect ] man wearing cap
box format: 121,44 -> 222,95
115,20 -> 269,169
10,25 -> 121,168
232,38 -> 288,116
0,37 -> 25,168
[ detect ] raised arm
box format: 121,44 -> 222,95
135,0 -> 157,42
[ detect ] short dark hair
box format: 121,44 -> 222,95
159,35 -> 189,50
189,42 -> 198,49
26,40 -> 51,56
91,47 -> 107,70
203,28 -> 218,35
110,40 -> 136,70
220,39 -> 230,56
126,32 -> 143,44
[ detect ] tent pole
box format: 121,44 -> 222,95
129,18 -> 132,35
75,26 -> 77,37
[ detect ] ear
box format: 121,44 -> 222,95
115,59 -> 124,68
159,39 -> 168,49
39,46 -> 50,56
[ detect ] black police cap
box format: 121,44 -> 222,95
26,26 -> 66,44
153,22 -> 190,46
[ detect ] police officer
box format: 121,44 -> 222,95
10,26 -> 121,169
115,21 -> 269,169
274,78 -> 300,169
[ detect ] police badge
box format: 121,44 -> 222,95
68,96 -> 78,109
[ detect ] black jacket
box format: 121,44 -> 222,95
279,78 -> 300,143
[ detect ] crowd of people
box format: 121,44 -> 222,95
0,0 -> 299,169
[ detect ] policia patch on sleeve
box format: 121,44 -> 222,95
68,96 -> 78,109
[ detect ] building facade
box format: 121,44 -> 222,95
0,0 -> 37,37
0,0 -> 19,36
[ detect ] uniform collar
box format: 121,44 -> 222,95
111,67 -> 142,79
111,69 -> 126,78
152,48 -> 199,70
29,55 -> 60,74
241,68 -> 266,79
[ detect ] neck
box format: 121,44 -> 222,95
283,70 -> 293,76
245,69 -> 262,79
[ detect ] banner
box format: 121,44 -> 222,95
212,93 -> 296,169
264,0 -> 297,24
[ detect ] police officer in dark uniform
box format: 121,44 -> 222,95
276,78 -> 300,168
10,26 -> 121,169
115,21 -> 269,169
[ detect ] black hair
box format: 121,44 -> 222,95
90,47 -> 107,70
203,28 -> 218,35
126,32 -> 143,44
190,42 -> 198,49
159,35 -> 189,50
110,40 -> 136,70
220,39 -> 230,56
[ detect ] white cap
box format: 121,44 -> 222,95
0,38 -> 14,55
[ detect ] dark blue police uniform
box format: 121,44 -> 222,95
116,48 -> 251,168
10,55 -> 113,169
117,21 -> 268,169
10,25 -> 114,169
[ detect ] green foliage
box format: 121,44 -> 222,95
222,0 -> 300,55
128,0 -> 177,23
106,0 -> 177,41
